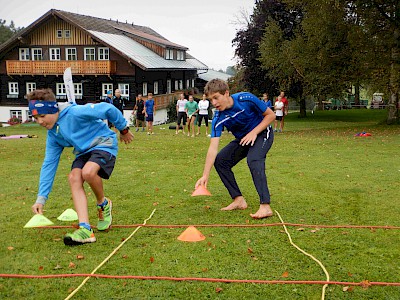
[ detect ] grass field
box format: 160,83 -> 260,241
1,109 -> 400,299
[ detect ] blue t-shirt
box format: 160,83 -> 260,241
145,99 -> 155,115
211,92 -> 268,139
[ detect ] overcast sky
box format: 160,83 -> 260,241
0,0 -> 255,71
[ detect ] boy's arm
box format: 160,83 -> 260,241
32,133 -> 64,214
195,137 -> 220,189
240,108 -> 275,146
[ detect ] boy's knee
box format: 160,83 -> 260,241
68,171 -> 82,185
81,168 -> 98,182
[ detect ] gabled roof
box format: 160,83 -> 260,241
0,9 -> 207,71
198,69 -> 232,82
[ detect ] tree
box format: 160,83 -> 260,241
0,19 -> 23,45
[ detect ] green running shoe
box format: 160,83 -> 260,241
64,227 -> 96,246
97,199 -> 112,231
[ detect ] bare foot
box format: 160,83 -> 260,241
221,197 -> 248,211
250,204 -> 273,219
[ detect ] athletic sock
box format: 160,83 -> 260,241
79,222 -> 91,231
98,198 -> 108,209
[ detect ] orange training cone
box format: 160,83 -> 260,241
177,226 -> 206,242
191,185 -> 212,196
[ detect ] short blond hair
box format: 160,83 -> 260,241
204,79 -> 229,97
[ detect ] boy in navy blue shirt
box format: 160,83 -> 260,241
144,93 -> 155,135
195,79 -> 275,219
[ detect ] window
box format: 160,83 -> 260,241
118,83 -> 129,97
31,48 -> 42,61
98,47 -> 109,60
179,80 -> 183,90
64,30 -> 71,38
153,81 -> 159,95
10,110 -> 22,119
84,48 -> 96,60
167,79 -> 171,94
19,48 -> 30,60
56,30 -> 63,38
50,48 -> 60,60
9,82 -> 19,95
102,83 -> 113,96
143,82 -> 148,96
177,50 -> 185,61
56,83 -> 66,95
191,79 -> 195,88
26,82 -> 36,94
186,79 -> 190,89
74,83 -> 82,96
66,48 -> 77,60
166,48 -> 174,60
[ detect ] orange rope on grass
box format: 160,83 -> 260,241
1,273 -> 399,287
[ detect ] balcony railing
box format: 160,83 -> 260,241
6,60 -> 117,75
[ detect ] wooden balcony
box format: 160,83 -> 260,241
6,60 -> 117,75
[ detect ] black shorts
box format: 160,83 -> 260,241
275,115 -> 283,121
177,111 -> 187,125
146,114 -> 154,122
137,114 -> 145,121
71,150 -> 116,179
197,114 -> 209,126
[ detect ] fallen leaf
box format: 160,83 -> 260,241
310,230 -> 317,233
361,280 -> 371,289
281,271 -> 289,278
68,287 -> 75,293
297,228 -> 305,231
7,246 -> 14,251
153,202 -> 159,206
343,286 -> 353,292
122,254 -> 128,259
53,238 -> 62,242
38,266 -> 44,271
155,187 -> 160,191
215,287 -> 223,293
68,262 -> 76,269
201,268 -> 208,272
204,205 -> 211,209
207,242 -> 212,246
76,255 -> 84,260
247,247 -> 253,254
347,272 -> 353,277
54,264 -> 63,270
247,239 -> 251,243
122,282 -> 127,287
245,220 -> 250,224
150,257 -> 155,263
252,256 -> 258,260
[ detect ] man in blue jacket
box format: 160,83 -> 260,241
28,88 -> 133,245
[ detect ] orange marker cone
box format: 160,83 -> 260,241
177,226 -> 206,242
191,185 -> 212,196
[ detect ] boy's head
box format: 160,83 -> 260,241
189,95 -> 194,102
27,88 -> 59,130
107,90 -> 113,97
148,93 -> 153,99
263,93 -> 268,100
204,79 -> 231,111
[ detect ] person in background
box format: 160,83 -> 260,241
274,96 -> 284,132
197,94 -> 210,136
134,94 -> 145,132
176,93 -> 188,135
144,93 -> 155,135
280,91 -> 289,132
103,90 -> 114,129
262,93 -> 272,109
185,95 -> 199,137
113,89 -> 125,115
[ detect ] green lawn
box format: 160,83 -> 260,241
1,109 -> 400,299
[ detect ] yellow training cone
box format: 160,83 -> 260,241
191,185 -> 212,196
24,214 -> 54,228
177,226 -> 206,242
57,208 -> 78,221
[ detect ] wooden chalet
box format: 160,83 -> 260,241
0,9 -> 207,123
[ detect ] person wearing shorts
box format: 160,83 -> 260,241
274,96 -> 284,132
134,94 -> 146,132
185,95 -> 199,137
176,93 -> 188,134
28,88 -> 133,246
197,94 -> 210,136
145,93 -> 155,135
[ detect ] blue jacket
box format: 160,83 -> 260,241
36,102 -> 128,205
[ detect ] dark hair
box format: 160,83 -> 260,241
26,88 -> 56,101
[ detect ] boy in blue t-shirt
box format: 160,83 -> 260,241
195,79 -> 275,219
144,93 -> 156,135
28,89 -> 133,245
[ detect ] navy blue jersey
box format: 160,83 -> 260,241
211,92 -> 268,139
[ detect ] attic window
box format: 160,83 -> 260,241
177,50 -> 185,61
165,49 -> 174,60
56,30 -> 63,38
64,30 -> 71,38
